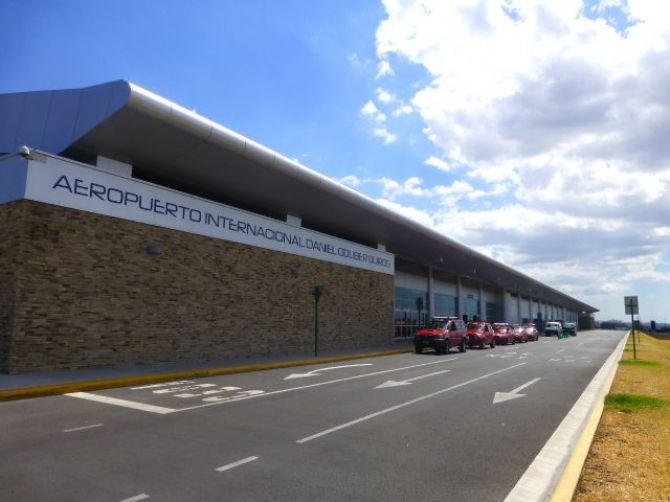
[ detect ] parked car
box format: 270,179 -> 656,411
544,321 -> 562,336
492,323 -> 514,345
414,317 -> 468,354
563,321 -> 577,336
467,321 -> 495,349
522,323 -> 539,341
511,324 -> 528,343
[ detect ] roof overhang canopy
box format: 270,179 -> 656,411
0,81 -> 597,313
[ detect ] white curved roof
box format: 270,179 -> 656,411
0,81 -> 597,313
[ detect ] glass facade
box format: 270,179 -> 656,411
462,294 -> 480,320
394,283 -> 505,336
486,301 -> 502,322
394,286 -> 428,338
434,293 -> 457,317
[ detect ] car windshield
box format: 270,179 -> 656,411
469,323 -> 486,330
429,321 -> 449,329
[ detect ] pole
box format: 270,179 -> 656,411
314,296 -> 319,357
631,312 -> 636,360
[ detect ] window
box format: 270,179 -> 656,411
394,287 -> 428,338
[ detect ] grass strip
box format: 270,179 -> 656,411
605,392 -> 669,412
618,359 -> 663,367
575,331 -> 670,501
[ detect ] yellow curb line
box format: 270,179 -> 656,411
550,331 -> 629,502
0,348 -> 411,402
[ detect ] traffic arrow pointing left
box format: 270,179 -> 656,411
493,377 -> 540,404
284,364 -> 373,380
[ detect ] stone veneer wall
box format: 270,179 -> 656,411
1,200 -> 394,373
0,202 -> 23,373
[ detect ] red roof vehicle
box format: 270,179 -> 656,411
492,323 -> 514,345
467,321 -> 495,349
522,323 -> 539,341
414,317 -> 468,354
511,324 -> 529,343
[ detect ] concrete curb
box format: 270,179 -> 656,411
504,332 -> 628,502
0,347 -> 411,402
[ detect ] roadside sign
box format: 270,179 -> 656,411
625,296 -> 639,360
624,296 -> 639,315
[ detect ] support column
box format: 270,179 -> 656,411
502,290 -> 510,322
517,293 -> 522,324
528,297 -> 532,322
457,277 -> 463,318
478,282 -> 485,321
428,267 -> 434,318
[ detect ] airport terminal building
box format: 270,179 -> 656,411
0,81 -> 597,373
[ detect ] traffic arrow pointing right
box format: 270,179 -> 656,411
493,377 -> 540,404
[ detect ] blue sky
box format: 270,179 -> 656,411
2,0 -> 669,322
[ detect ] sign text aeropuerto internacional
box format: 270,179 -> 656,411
21,156 -> 394,274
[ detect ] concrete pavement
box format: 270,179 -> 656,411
0,330 -> 625,501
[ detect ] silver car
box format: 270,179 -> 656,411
544,321 -> 562,336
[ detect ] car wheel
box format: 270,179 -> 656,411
414,344 -> 423,354
459,338 -> 467,353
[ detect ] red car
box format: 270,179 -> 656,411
414,317 -> 468,354
522,323 -> 539,341
467,321 -> 495,349
492,323 -> 514,345
511,324 -> 528,343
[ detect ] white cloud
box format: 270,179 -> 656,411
424,155 -> 452,172
376,59 -> 395,78
360,100 -> 380,117
338,175 -> 363,188
373,127 -> 397,144
369,0 -> 670,318
393,104 -> 414,116
375,198 -> 435,227
361,99 -> 397,143
376,87 -> 396,103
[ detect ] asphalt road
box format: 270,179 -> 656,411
0,329 -> 625,502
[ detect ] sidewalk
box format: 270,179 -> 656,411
0,339 -> 413,400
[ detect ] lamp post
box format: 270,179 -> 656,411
312,286 -> 323,357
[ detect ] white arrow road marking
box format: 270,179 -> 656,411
375,369 -> 451,388
493,377 -> 541,405
176,358 -> 458,412
284,364 -> 373,380
297,363 -> 527,444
